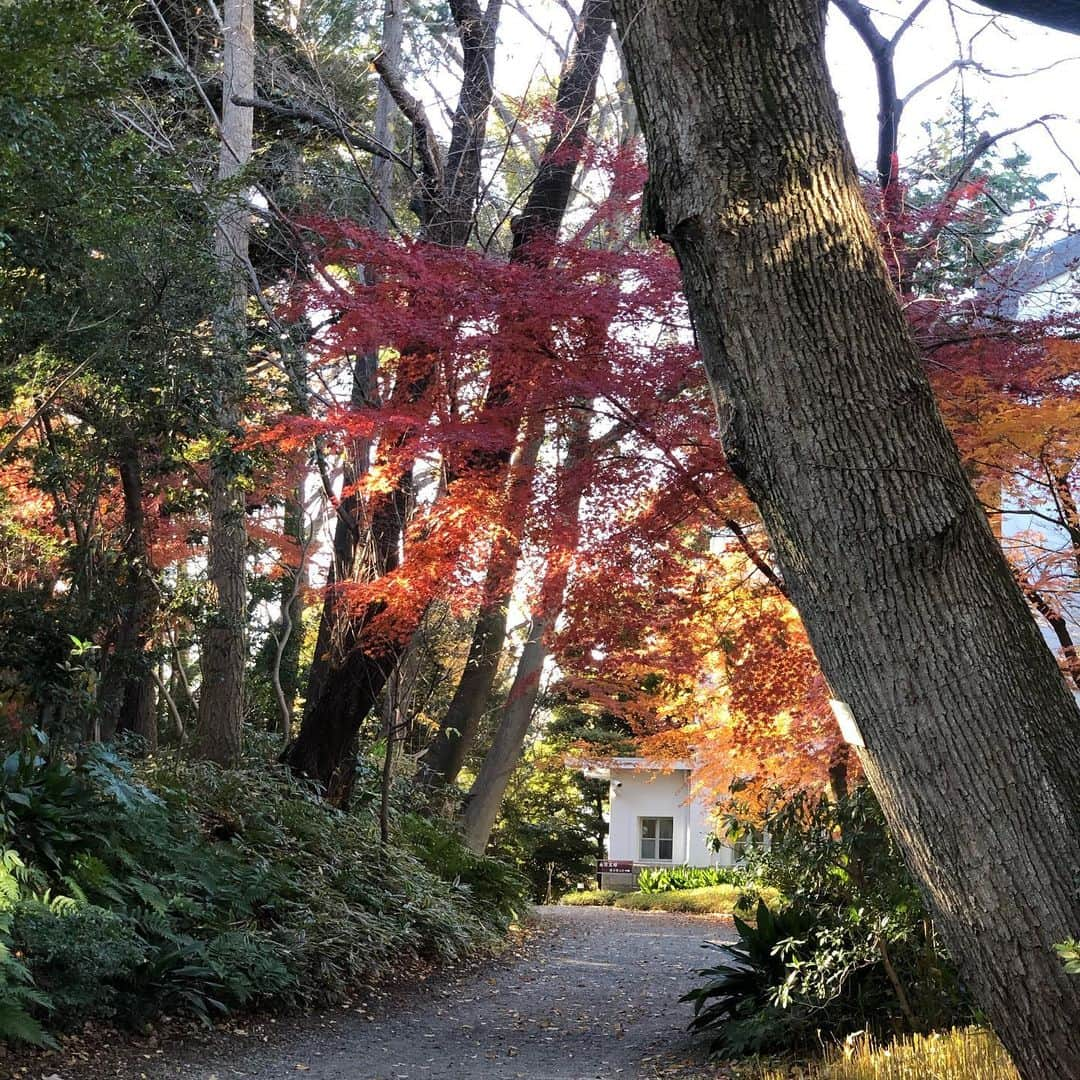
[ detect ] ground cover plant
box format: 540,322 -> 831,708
637,865 -> 747,893
0,731 -> 528,1046
560,882 -> 778,915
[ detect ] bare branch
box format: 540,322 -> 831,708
372,51 -> 445,195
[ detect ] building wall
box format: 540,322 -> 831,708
607,766 -> 727,868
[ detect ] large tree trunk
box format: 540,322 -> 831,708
612,1 -> 1080,1075
196,0 -> 254,766
301,0 -> 400,725
419,0 -> 613,787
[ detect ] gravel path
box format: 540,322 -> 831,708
61,906 -> 736,1080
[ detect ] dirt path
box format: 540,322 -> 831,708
57,905 -> 736,1080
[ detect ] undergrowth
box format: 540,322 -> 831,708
0,730 -> 528,1046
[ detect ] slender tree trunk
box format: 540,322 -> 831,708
418,412 -> 544,786
462,410 -> 590,852
301,0 -> 401,723
419,0 -> 613,787
612,1 -> 1080,1075
196,0 -> 254,766
99,444 -> 158,749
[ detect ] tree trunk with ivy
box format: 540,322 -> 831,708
611,0 -> 1080,1075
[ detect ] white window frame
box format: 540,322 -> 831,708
639,816 -> 674,862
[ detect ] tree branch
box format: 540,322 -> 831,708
233,95 -> 413,170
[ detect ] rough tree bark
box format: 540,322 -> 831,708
196,0 -> 254,766
419,0 -> 613,787
611,0 -> 1080,1075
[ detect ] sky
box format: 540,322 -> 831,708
484,0 -> 1080,233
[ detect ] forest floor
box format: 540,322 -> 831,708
28,905 -> 739,1080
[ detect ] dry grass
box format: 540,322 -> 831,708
757,1029 -> 1019,1080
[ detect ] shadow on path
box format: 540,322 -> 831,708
76,905 -> 737,1080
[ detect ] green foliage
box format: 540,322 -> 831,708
683,901 -> 819,1056
1056,939 -> 1080,975
401,812 -> 529,928
560,888 -> 619,906
685,788 -> 971,1057
0,851 -> 53,1047
0,731 -> 524,1044
906,94 -> 1056,295
614,884 -> 771,916
637,865 -> 747,893
487,744 -> 605,901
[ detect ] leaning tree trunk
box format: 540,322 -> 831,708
418,0 -> 613,787
611,1 -> 1080,1075
196,0 -> 255,766
462,409 -> 590,852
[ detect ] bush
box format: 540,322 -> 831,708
637,865 -> 747,893
615,884 -> 774,916
0,731 -> 528,1044
684,788 -> 970,1056
560,889 -> 619,906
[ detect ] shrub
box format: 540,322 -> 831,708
684,788 -> 970,1057
0,730 -> 527,1044
560,889 -> 619,906
560,883 -> 776,915
12,903 -> 148,1026
616,884 -> 753,915
637,865 -> 747,893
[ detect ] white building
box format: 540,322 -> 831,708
578,757 -> 743,889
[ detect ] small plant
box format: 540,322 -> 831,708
560,888 -> 619,906
682,900 -> 820,1055
637,865 -> 747,893
1056,938 -> 1080,974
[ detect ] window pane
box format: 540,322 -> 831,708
641,818 -> 656,839
659,818 -> 673,840
658,836 -> 673,861
641,836 -> 656,860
